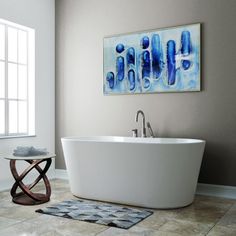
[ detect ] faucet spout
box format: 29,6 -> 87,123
135,110 -> 146,137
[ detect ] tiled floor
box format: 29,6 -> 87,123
0,179 -> 236,236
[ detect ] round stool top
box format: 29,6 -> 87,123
1,153 -> 56,160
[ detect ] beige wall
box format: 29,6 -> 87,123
56,0 -> 236,186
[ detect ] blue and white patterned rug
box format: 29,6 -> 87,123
36,199 -> 153,229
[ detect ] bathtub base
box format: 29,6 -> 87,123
72,193 -> 195,209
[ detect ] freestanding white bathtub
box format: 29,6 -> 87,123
61,136 -> 205,209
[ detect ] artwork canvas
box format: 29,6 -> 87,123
103,23 -> 201,94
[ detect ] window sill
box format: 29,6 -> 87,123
0,135 -> 36,140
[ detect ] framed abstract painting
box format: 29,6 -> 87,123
103,23 -> 201,95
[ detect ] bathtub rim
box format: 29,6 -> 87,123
61,136 -> 205,145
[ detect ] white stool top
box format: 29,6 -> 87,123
1,153 -> 56,160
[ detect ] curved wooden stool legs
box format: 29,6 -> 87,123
10,158 -> 52,205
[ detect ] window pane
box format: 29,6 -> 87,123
19,101 -> 27,133
0,100 -> 4,134
0,62 -> 5,98
0,24 -> 5,60
8,27 -> 17,62
8,63 -> 17,99
9,100 -> 17,133
18,65 -> 27,99
18,30 -> 27,64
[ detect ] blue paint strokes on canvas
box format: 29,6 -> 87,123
116,44 -> 125,53
151,34 -> 163,79
141,36 -> 149,49
143,78 -> 150,89
103,24 -> 200,94
128,69 -> 135,91
127,47 -> 135,65
142,51 -> 151,79
116,56 -> 124,81
182,60 -> 191,70
167,40 -> 176,85
106,72 -> 115,89
181,31 -> 191,56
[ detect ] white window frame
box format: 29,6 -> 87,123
0,19 -> 35,138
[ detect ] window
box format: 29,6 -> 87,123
0,19 -> 35,138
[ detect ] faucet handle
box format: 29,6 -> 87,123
132,129 -> 138,137
147,122 -> 155,138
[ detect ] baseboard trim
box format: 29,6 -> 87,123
196,183 -> 236,200
55,169 -> 68,179
0,179 -> 14,192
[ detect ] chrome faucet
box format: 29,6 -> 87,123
135,110 -> 146,137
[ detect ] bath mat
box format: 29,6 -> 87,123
36,199 -> 153,229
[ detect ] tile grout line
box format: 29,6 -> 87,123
204,222 -> 219,236
205,203 -> 235,235
0,218 -> 29,232
94,227 -> 111,236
